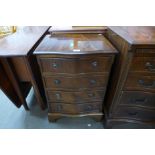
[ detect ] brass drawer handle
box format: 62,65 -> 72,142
55,93 -> 61,100
85,105 -> 93,111
52,63 -> 59,69
91,61 -> 98,67
128,111 -> 138,116
54,79 -> 61,85
90,79 -> 96,85
145,62 -> 155,72
88,93 -> 95,97
138,79 -> 155,88
133,98 -> 147,104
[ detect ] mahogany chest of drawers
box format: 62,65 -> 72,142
105,26 -> 155,128
34,33 -> 117,122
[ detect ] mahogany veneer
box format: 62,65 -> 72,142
34,33 -> 117,122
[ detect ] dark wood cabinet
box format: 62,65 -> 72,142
34,33 -> 117,122
104,26 -> 155,128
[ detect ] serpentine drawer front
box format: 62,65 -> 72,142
124,75 -> 155,92
49,102 -> 102,115
46,90 -> 105,103
39,56 -> 113,74
114,106 -> 155,121
119,91 -> 155,108
43,74 -> 108,90
34,33 -> 117,122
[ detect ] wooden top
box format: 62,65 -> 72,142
49,26 -> 107,34
34,33 -> 117,55
0,26 -> 50,57
108,26 -> 155,46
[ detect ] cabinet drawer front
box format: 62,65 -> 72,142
130,57 -> 155,73
114,106 -> 155,121
44,74 -> 108,90
124,75 -> 155,92
49,102 -> 102,114
39,56 -> 113,74
135,49 -> 155,57
46,90 -> 105,103
120,91 -> 155,108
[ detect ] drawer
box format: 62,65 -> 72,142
39,56 -> 113,74
119,91 -> 155,108
135,49 -> 155,57
49,102 -> 102,114
46,90 -> 105,103
124,74 -> 155,92
130,56 -> 155,73
44,74 -> 108,90
114,106 -> 155,121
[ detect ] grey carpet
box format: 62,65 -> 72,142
0,89 -> 103,129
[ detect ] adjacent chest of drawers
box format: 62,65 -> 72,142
105,26 -> 155,128
34,33 -> 117,122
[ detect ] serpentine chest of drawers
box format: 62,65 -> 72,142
105,26 -> 155,128
34,33 -> 117,122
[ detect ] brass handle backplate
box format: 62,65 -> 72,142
92,61 -> 98,67
138,79 -> 155,88
145,62 -> 155,72
54,79 -> 61,85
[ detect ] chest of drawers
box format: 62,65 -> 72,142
105,26 -> 155,128
34,33 -> 117,122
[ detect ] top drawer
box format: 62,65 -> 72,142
130,49 -> 155,73
38,56 -> 113,75
130,57 -> 155,73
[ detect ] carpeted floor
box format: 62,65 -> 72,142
0,89 -> 103,129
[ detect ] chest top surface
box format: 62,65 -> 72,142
0,26 -> 50,57
34,33 -> 117,55
49,26 -> 107,33
108,26 -> 155,46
